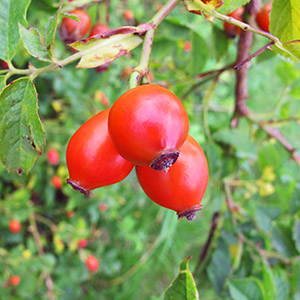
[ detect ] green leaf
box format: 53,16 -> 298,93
71,32 -> 143,69
272,224 -> 298,258
217,0 -> 251,14
228,278 -> 266,300
164,257 -> 198,300
0,0 -> 31,61
262,261 -> 276,300
207,239 -> 231,294
293,218 -> 300,254
0,75 -> 6,91
0,77 -> 45,174
255,206 -> 281,233
19,24 -> 51,62
270,0 -> 300,60
212,25 -> 229,61
212,128 -> 257,159
290,186 -> 300,214
189,31 -> 208,76
44,2 -> 63,58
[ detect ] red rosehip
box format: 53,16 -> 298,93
1,60 -> 9,69
60,9 -> 92,44
121,66 -> 133,79
9,275 -> 20,286
47,149 -> 60,165
108,84 -> 189,171
66,210 -> 75,218
123,10 -> 134,21
78,239 -> 88,248
256,1 -> 272,33
99,203 -> 108,211
136,135 -> 209,220
183,41 -> 192,52
85,255 -> 99,272
9,220 -> 21,234
224,7 -> 244,38
66,109 -> 134,196
51,175 -> 62,189
89,23 -> 110,38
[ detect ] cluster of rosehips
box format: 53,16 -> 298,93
224,1 -> 272,38
66,84 -> 209,220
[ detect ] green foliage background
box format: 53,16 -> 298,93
1,0 -> 300,299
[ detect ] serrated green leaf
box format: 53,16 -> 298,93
217,0 -> 251,14
44,2 -> 62,58
0,0 -> 31,61
189,31 -> 208,76
71,33 -> 143,68
228,278 -> 266,300
270,0 -> 300,60
0,77 -> 45,174
164,257 -> 198,300
19,24 -> 51,62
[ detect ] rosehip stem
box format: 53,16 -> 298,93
129,0 -> 181,89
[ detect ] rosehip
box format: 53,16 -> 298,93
66,210 -> 75,218
78,239 -> 88,248
66,109 -> 134,195
9,275 -> 20,286
136,135 -> 209,220
224,7 -> 244,38
108,84 -> 189,171
60,9 -> 91,44
1,60 -> 9,69
47,149 -> 59,165
123,10 -> 134,21
121,66 -> 133,79
86,255 -> 99,272
183,41 -> 192,52
89,23 -> 110,38
9,219 -> 21,234
51,175 -> 62,189
99,203 -> 108,211
256,2 -> 272,32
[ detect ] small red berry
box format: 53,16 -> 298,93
9,220 -> 21,234
123,10 -> 134,21
51,175 -> 62,189
224,7 -> 244,38
66,210 -> 75,218
78,239 -> 88,248
99,203 -> 108,211
256,1 -> 272,33
60,9 -> 92,44
183,41 -> 192,52
47,149 -> 60,165
86,255 -> 99,272
89,23 -> 110,38
1,60 -> 9,69
121,66 -> 133,79
9,275 -> 20,286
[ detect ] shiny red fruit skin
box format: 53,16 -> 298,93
60,9 -> 91,43
9,220 -> 21,234
47,149 -> 59,165
136,135 -> 209,220
9,275 -> 20,286
256,2 -> 272,32
66,109 -> 134,195
108,84 -> 189,168
86,255 -> 99,272
51,175 -> 62,189
78,239 -> 88,248
224,7 -> 244,38
89,23 -> 110,38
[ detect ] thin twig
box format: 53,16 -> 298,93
29,213 -> 55,300
234,41 -> 274,70
193,212 -> 220,275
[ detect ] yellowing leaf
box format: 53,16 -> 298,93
183,0 -> 224,15
70,27 -> 146,68
257,181 -> 275,197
